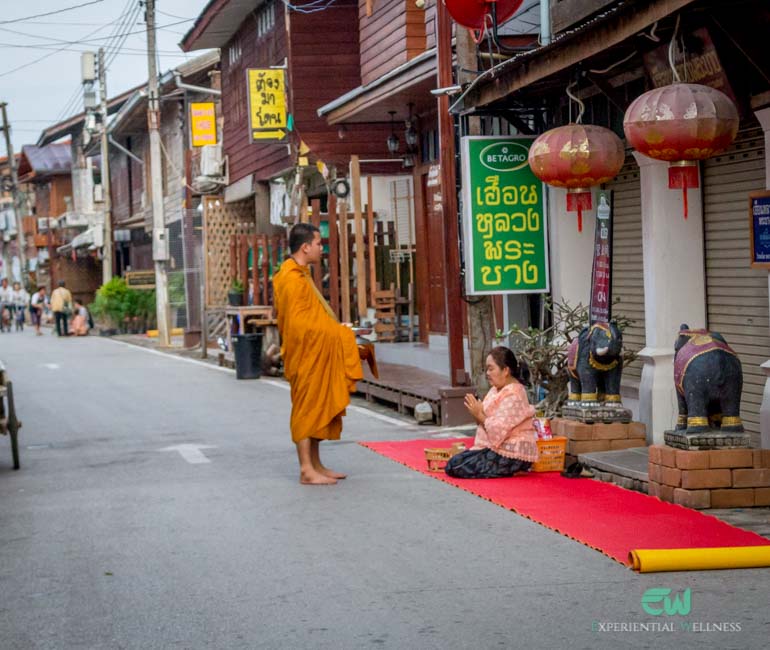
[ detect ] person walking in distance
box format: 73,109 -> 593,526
11,281 -> 29,331
50,280 -> 73,337
0,277 -> 11,333
272,223 -> 378,485
30,286 -> 48,336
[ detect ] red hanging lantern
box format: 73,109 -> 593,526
623,83 -> 738,219
444,0 -> 523,30
528,124 -> 625,232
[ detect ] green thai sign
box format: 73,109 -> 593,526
460,136 -> 549,295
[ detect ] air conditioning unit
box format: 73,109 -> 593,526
94,183 -> 104,202
38,217 -> 50,232
200,144 -> 223,177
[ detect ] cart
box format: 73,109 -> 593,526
0,361 -> 21,470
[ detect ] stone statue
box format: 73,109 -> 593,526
563,321 -> 631,423
665,324 -> 748,450
673,324 -> 743,433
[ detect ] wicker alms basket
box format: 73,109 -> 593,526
424,442 -> 467,472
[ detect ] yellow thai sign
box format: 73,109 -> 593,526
247,69 -> 287,142
190,102 -> 217,147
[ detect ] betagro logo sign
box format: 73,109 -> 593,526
479,141 -> 530,172
461,136 -> 549,295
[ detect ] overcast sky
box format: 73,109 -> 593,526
0,0 -> 213,153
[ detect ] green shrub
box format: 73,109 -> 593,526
89,277 -> 157,329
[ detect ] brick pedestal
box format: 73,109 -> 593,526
648,447 -> 770,509
552,418 -> 646,460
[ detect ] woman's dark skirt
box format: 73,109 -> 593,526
445,448 -> 531,479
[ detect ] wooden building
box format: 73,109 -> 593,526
458,0 -> 770,446
181,0 -> 393,203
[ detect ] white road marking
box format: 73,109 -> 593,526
42,363 -> 60,370
107,339 -> 412,428
106,339 -> 235,374
160,444 -> 217,464
348,405 -> 411,428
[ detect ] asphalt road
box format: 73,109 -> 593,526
0,330 -> 768,649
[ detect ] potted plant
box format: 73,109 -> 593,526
228,278 -> 245,306
500,298 -> 638,417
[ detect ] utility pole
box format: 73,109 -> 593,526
436,3 -> 467,386
144,0 -> 170,346
0,102 -> 29,288
98,48 -> 113,284
456,29 -> 494,391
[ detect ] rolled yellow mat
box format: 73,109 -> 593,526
630,546 -> 770,573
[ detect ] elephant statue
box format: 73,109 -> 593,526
674,324 -> 743,433
567,321 -> 623,406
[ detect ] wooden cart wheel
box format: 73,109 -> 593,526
7,381 -> 20,470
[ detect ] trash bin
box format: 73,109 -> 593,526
232,332 -> 263,379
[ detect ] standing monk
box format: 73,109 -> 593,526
273,223 -> 377,485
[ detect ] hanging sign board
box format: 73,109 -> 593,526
247,69 -> 288,142
190,102 -> 217,147
749,190 -> 770,269
589,190 -> 613,324
643,27 -> 737,103
460,136 -> 549,295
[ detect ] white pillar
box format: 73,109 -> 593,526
547,186 -> 596,307
754,106 -> 770,449
634,152 -> 707,444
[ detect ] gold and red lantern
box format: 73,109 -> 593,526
623,83 -> 738,218
528,124 -> 625,232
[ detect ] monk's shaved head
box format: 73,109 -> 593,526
289,223 -> 321,254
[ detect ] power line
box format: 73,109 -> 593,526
105,2 -> 146,69
37,0 -> 136,122
0,20 -> 111,79
0,18 -> 193,78
0,1 -> 105,25
0,19 -> 191,51
156,10 -> 194,21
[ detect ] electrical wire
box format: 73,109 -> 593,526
0,0 -> 104,25
0,19 -> 114,79
104,1 -> 144,69
668,13 -> 682,83
587,50 -> 637,75
281,0 -> 339,15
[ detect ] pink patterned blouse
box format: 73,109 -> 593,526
472,381 -> 539,462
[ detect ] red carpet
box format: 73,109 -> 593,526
360,438 -> 770,567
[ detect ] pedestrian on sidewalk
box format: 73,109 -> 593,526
0,277 -> 11,333
30,286 -> 48,336
272,223 -> 375,485
11,281 -> 29,331
70,299 -> 91,336
50,280 -> 73,337
445,346 -> 539,479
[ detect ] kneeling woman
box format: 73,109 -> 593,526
446,346 -> 538,479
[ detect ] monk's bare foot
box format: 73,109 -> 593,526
300,470 -> 338,485
319,467 -> 347,480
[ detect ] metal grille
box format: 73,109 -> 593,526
704,127 -> 768,445
607,157 -> 645,381
167,210 -> 203,332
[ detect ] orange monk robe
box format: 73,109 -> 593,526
273,258 -> 363,443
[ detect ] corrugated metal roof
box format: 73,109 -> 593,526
20,143 -> 72,176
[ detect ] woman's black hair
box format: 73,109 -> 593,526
488,346 -> 530,386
